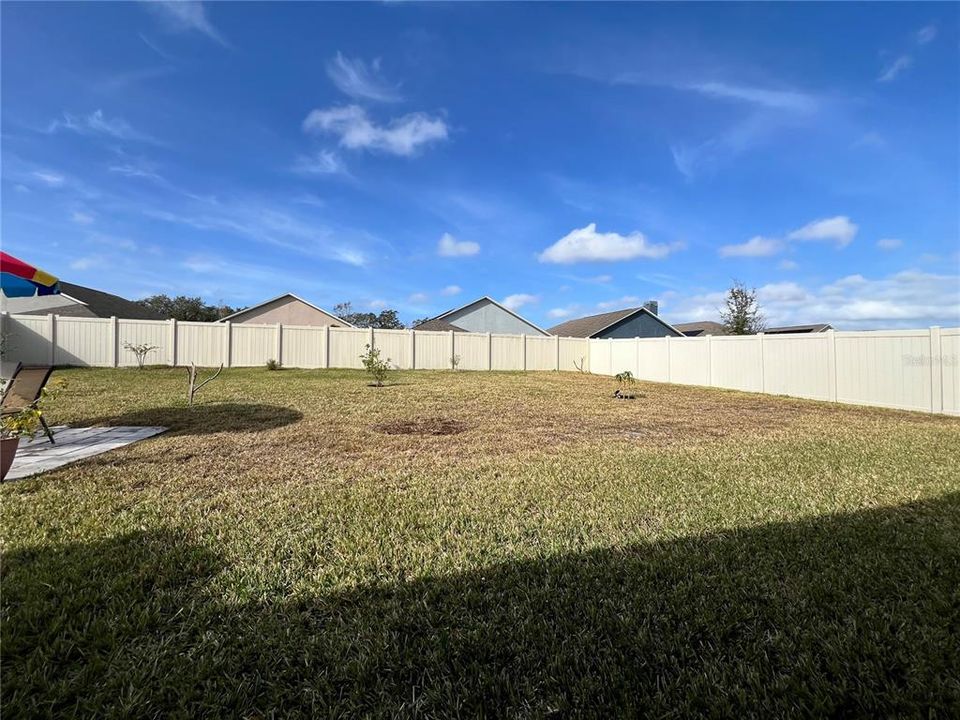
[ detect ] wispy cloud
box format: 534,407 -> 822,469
501,293 -> 539,311
31,170 -> 66,187
718,235 -> 783,258
682,81 -> 818,113
876,238 -> 903,251
877,55 -> 913,83
292,150 -> 347,176
144,1 -> 228,46
597,295 -> 642,310
539,223 -> 681,264
437,233 -> 479,257
440,284 -> 462,296
71,211 -> 95,225
787,216 -> 858,247
47,109 -> 158,144
408,292 -> 429,304
303,105 -> 448,156
326,52 -> 402,103
915,24 -> 938,45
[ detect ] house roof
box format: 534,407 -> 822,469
58,282 -> 163,320
673,321 -> 727,337
547,306 -> 681,338
765,323 -> 833,334
422,296 -> 550,336
413,318 -> 467,332
217,293 -> 352,326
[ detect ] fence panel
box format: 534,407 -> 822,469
282,325 -> 327,368
526,336 -> 556,371
710,336 -> 763,392
5,315 -> 52,365
329,327 -> 367,369
117,319 -> 169,367
559,337 -> 589,372
413,330 -> 450,370
633,339 -> 669,382
176,322 -> 223,367
762,334 -> 830,400
454,332 -> 488,370
835,330 -> 931,412
609,339 -> 638,377
56,316 -> 111,367
941,328 -> 960,416
373,328 -> 411,369
231,324 -> 274,367
491,334 -> 522,370
669,337 -> 710,386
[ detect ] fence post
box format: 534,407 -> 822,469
110,316 -> 119,367
665,335 -> 671,382
486,332 -> 492,371
323,325 -> 330,369
369,326 -> 375,351
409,329 -> 416,370
48,313 -> 57,365
634,337 -> 640,377
276,322 -> 283,365
826,329 -> 837,402
930,326 -> 943,414
555,334 -> 561,371
521,334 -> 527,371
169,319 -> 177,366
706,335 -> 713,386
758,332 -> 766,394
223,321 -> 232,368
450,330 -> 455,369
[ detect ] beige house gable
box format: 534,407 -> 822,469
220,294 -> 349,327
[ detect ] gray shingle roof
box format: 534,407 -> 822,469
547,307 -> 645,338
673,321 -> 727,337
60,282 -> 163,320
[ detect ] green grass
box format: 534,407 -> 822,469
3,367 -> 959,717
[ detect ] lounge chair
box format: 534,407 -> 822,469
1,366 -> 55,444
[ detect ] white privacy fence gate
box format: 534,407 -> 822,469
588,328 -> 959,416
2,313 -> 956,416
0,313 -> 590,374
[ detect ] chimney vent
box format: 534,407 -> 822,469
643,300 -> 659,316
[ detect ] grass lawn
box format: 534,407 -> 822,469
3,367 -> 959,717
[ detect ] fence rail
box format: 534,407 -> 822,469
2,313 -> 956,416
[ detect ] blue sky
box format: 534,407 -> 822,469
2,2 -> 958,329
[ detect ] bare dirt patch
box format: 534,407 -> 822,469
375,417 -> 467,436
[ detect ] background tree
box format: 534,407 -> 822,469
720,281 -> 766,335
138,295 -> 242,322
334,302 -> 405,329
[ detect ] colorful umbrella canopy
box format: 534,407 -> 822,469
0,252 -> 61,297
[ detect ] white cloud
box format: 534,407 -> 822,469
501,294 -> 539,311
326,52 -> 401,102
877,238 -> 903,251
915,25 -> 938,45
69,256 -> 102,271
329,248 -> 368,267
368,299 -> 389,310
684,81 -> 817,113
71,211 -> 95,225
408,292 -> 428,304
48,109 -> 156,143
877,55 -> 913,83
31,170 -> 65,187
109,162 -> 164,182
441,284 -> 461,296
547,307 -> 574,319
292,150 -> 346,176
437,233 -> 479,257
539,223 -> 681,264
719,235 -> 783,258
787,216 -> 858,247
145,1 -> 227,45
303,105 -> 448,156
757,282 -> 809,304
597,295 -> 642,310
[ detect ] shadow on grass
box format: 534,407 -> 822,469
71,403 -> 303,436
3,494 -> 958,716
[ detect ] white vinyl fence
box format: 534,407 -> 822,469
0,314 -> 589,374
2,313 -> 956,416
588,328 -> 960,416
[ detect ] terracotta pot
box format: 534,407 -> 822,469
1,437 -> 20,482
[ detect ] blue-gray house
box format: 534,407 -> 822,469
547,302 -> 682,339
414,296 -> 550,336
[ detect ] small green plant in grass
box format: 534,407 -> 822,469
265,359 -> 281,371
123,342 -> 161,370
360,344 -> 391,387
613,370 -> 636,399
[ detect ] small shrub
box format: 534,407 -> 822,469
613,370 -> 636,399
265,359 -> 281,371
360,344 -> 391,387
124,342 -> 161,370
450,354 -> 461,371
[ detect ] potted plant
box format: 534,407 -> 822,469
1,383 -> 61,481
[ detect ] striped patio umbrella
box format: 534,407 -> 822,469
0,252 -> 61,297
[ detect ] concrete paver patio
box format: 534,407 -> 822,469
5,426 -> 166,480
